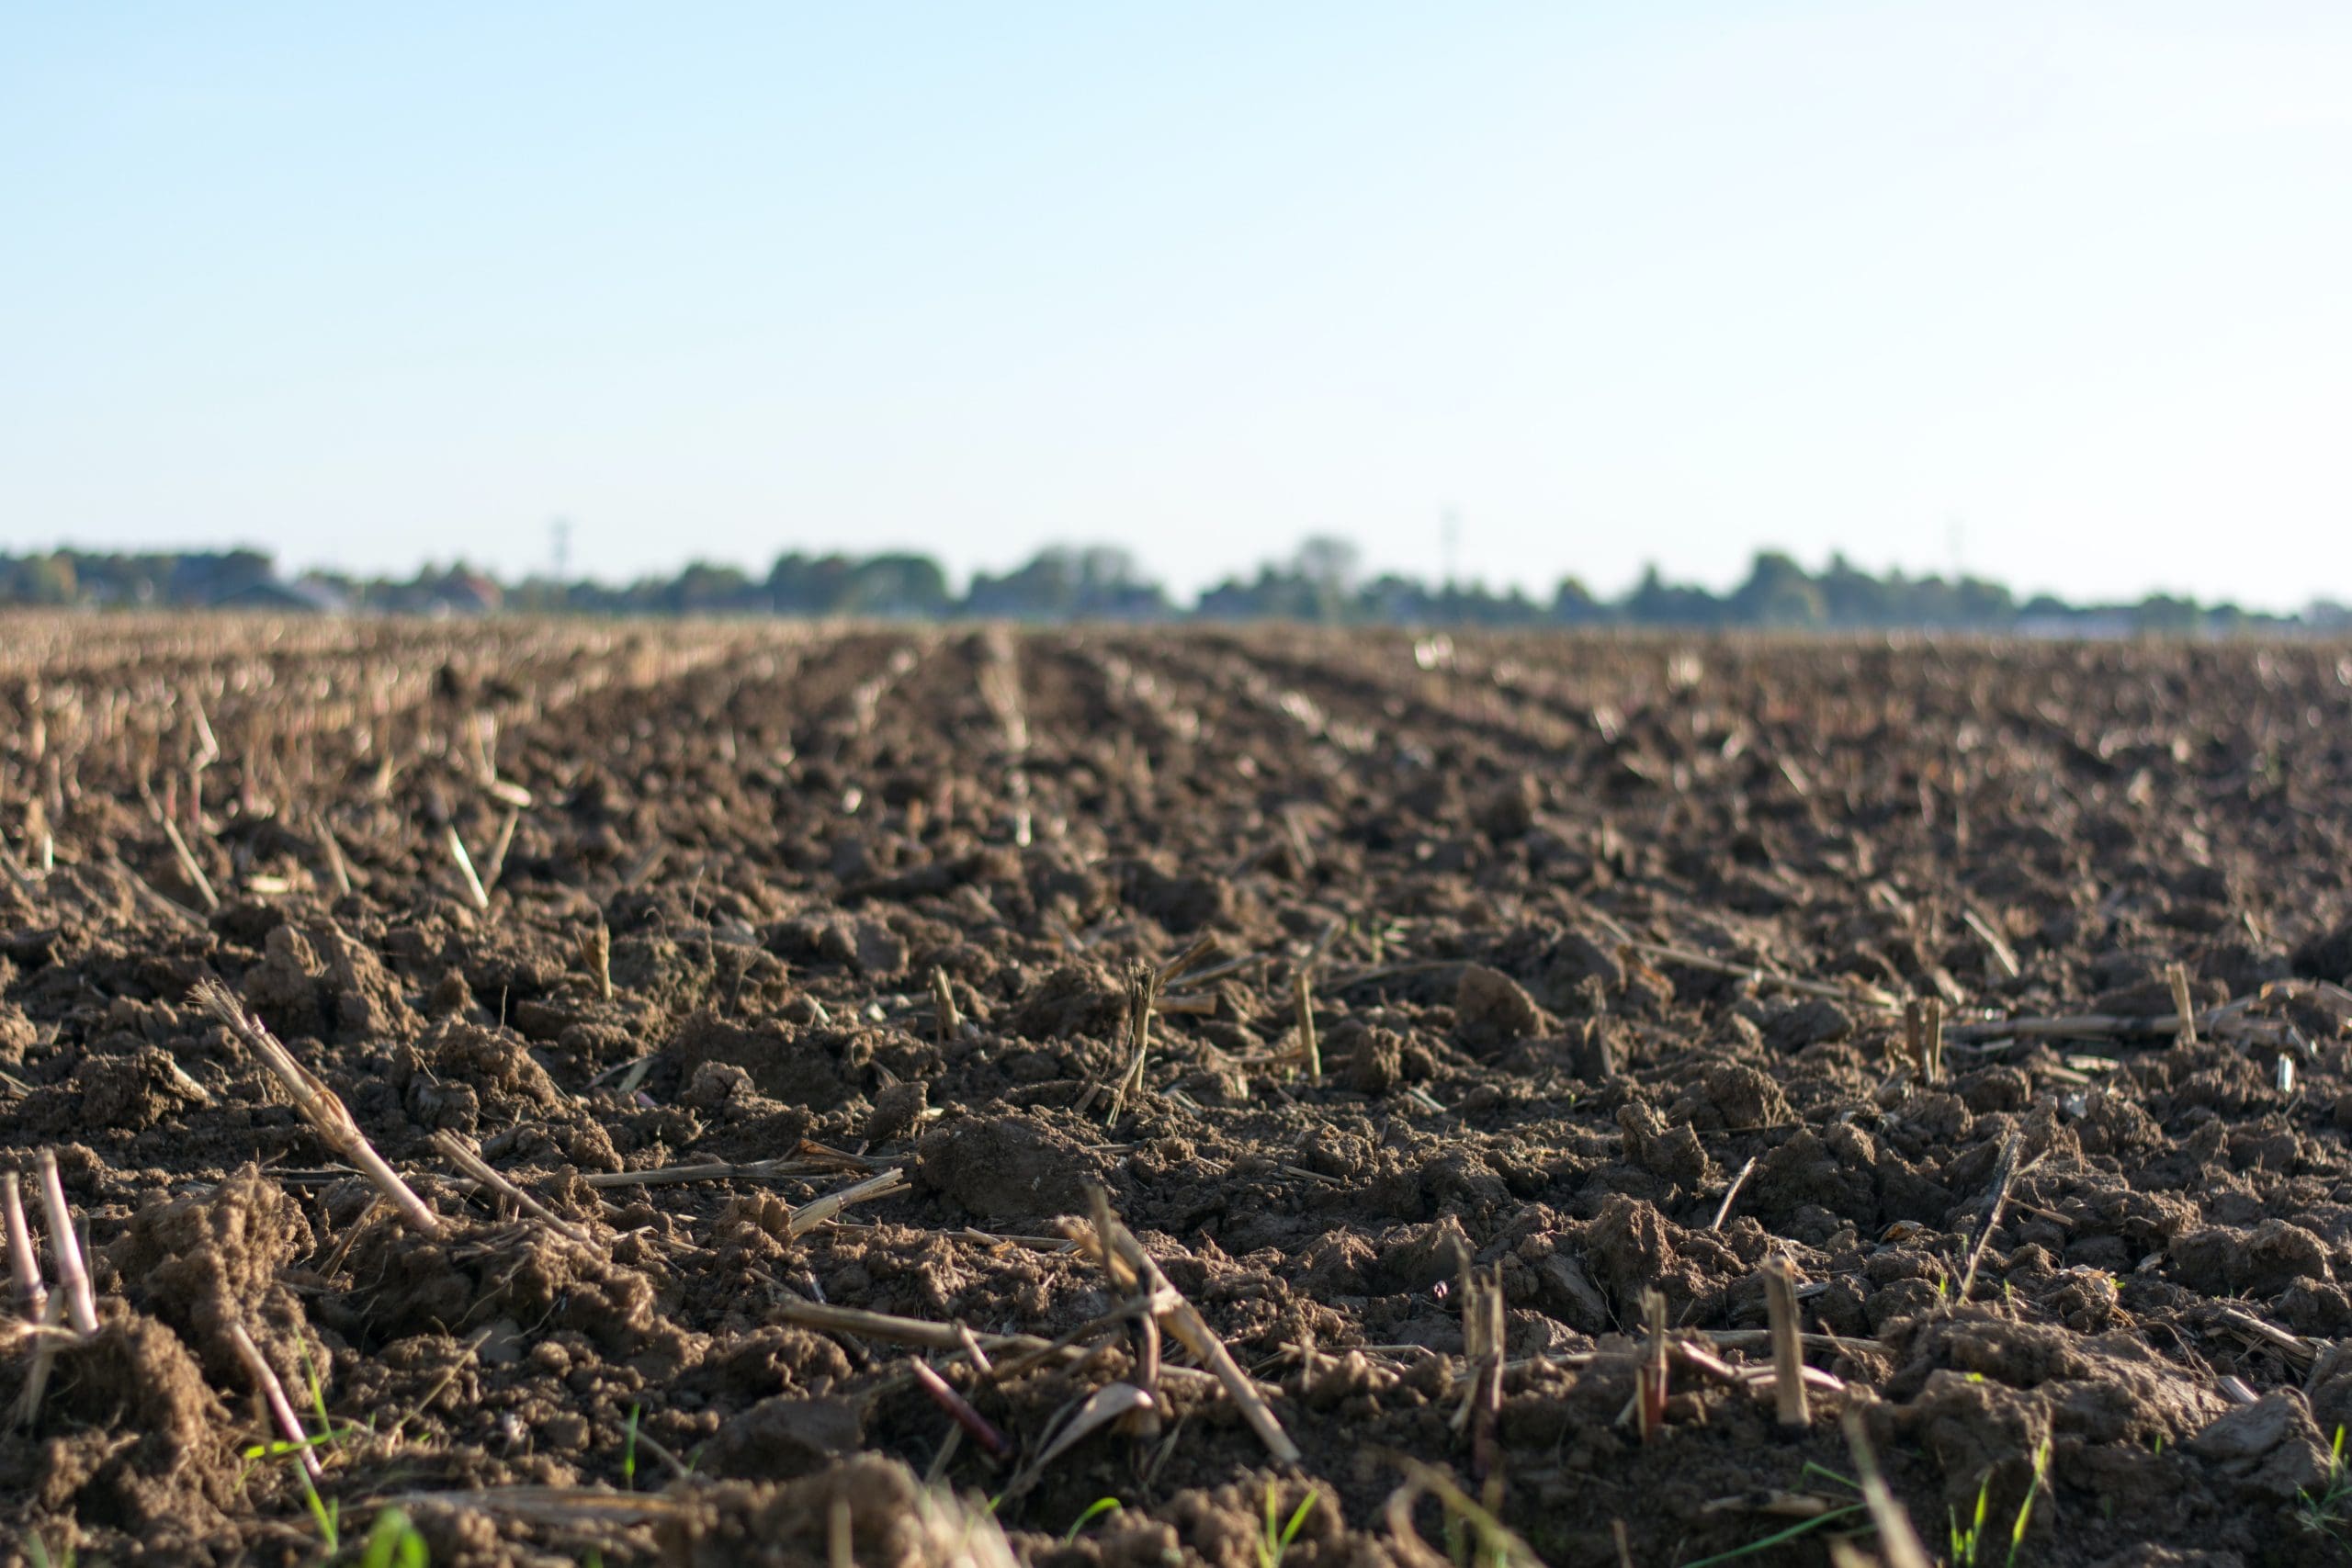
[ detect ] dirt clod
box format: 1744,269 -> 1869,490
1453,964 -> 1547,1054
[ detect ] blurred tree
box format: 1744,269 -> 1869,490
1730,551 -> 1826,627
1623,565 -> 1724,626
0,540 -> 2317,634
1295,535 -> 1361,596
847,554 -> 950,615
14,553 -> 77,604
1552,577 -> 1603,623
665,561 -> 752,614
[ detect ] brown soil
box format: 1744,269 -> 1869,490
4,616 -> 2352,1566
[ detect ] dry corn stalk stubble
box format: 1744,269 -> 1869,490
35,1151 -> 98,1337
191,979 -> 445,1236
9,623 -> 2346,1568
1760,1255 -> 1808,1428
1087,1190 -> 1302,1466
3,1172 -> 48,1321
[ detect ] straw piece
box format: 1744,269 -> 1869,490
445,824 -> 490,911
1292,920 -> 1340,1081
228,1321 -> 323,1480
910,1358 -> 1012,1458
1102,964 -> 1159,1123
2209,1305 -> 2318,1370
1843,1410 -> 1934,1568
1962,906 -> 2021,981
1762,1257 -> 1808,1428
481,807 -> 522,893
35,1153 -> 97,1337
158,810 -> 220,912
580,924 -> 613,1002
1636,1288 -> 1668,1442
184,683 -> 221,768
311,813 -> 353,897
786,1168 -> 909,1236
1959,1133 -> 2025,1301
932,966 -> 962,1043
1702,1327 -> 1882,1358
1668,1340 -> 1745,1387
1083,1185 -> 1162,1436
128,866 -> 206,930
435,1133 -> 596,1247
370,1486 -> 685,1529
771,1298 -> 1058,1359
1905,996 -> 1943,1082
1094,1201 -> 1301,1465
581,1156 -> 834,1189
1710,1156 -> 1757,1232
1618,939 -> 1899,1010
14,1292 -> 67,1428
3,1173 -> 48,1322
1009,1383 -> 1155,1495
192,980 -> 443,1236
1945,995 -> 2268,1043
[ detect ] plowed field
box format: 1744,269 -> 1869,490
5,617 -> 2352,1567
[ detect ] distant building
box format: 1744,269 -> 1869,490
212,577 -> 351,615
438,570 -> 503,615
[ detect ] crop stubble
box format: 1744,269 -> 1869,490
1,616 -> 2351,1564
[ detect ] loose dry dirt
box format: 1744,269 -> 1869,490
5,616 -> 2352,1567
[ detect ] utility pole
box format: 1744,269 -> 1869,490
551,516 -> 572,581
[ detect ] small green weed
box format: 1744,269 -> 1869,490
297,1467 -> 340,1555
1065,1498 -> 1123,1543
1950,1477 -> 1991,1565
229,1373 -> 355,1558
1950,1439 -> 2050,1567
1680,1465 -> 1867,1567
298,1339 -> 338,1450
2298,1425 -> 2352,1543
359,1506 -> 429,1568
1682,1506 -> 1868,1567
1257,1482 -> 1317,1568
1385,1461 -> 1540,1568
234,1432 -> 334,1492
2009,1438 -> 2051,1562
623,1404 -> 642,1490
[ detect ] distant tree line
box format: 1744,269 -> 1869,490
4,541 -> 2346,636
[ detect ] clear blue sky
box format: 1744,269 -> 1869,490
5,4 -> 2347,604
